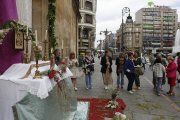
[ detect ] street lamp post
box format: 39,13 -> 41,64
121,7 -> 131,52
97,39 -> 104,53
100,28 -> 112,50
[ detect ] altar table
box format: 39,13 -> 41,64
0,62 -> 77,120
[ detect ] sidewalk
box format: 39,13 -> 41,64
76,57 -> 180,120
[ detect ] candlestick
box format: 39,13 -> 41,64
45,30 -> 47,40
33,46 -> 42,79
23,34 -> 30,64
43,39 -> 49,61
26,26 -> 28,36
35,30 -> 37,46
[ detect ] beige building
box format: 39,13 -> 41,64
136,6 -> 178,53
32,0 -> 81,58
116,21 -> 142,52
78,0 -> 97,54
178,22 -> 180,29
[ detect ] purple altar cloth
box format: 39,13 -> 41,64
0,0 -> 22,74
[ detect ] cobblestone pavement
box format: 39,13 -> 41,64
76,57 -> 180,120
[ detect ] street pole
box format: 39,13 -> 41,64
100,28 -> 112,51
121,7 -> 131,52
100,40 -> 102,53
97,39 -> 104,57
121,18 -> 123,52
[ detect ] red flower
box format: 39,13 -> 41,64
60,61 -> 65,64
48,70 -> 56,79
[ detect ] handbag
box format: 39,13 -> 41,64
87,64 -> 94,71
135,66 -> 144,75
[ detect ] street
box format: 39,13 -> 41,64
76,57 -> 180,120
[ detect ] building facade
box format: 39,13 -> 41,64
78,0 -> 97,54
136,6 -> 178,53
32,0 -> 81,58
178,22 -> 180,29
116,22 -> 142,53
103,33 -> 117,52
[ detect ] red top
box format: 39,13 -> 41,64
166,61 -> 177,78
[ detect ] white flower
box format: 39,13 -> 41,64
105,104 -> 111,108
120,114 -> 127,120
111,105 -> 116,108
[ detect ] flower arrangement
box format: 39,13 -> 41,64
48,60 -> 67,90
105,100 -> 119,109
105,93 -> 127,120
48,69 -> 56,79
105,93 -> 119,109
113,112 -> 127,120
59,61 -> 66,73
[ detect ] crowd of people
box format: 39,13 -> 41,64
150,52 -> 180,96
51,48 -> 180,96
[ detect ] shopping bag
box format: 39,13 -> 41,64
135,66 -> 144,75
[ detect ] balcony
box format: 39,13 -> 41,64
85,1 -> 93,11
85,14 -> 93,24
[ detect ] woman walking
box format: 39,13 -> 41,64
166,56 -> 177,96
83,50 -> 95,89
101,50 -> 113,90
115,52 -> 125,89
124,52 -> 135,94
153,58 -> 165,96
68,52 -> 79,91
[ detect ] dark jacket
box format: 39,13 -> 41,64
115,57 -> 125,75
133,57 -> 142,66
101,56 -> 112,73
124,59 -> 135,74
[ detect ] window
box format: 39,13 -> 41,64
85,1 -> 93,11
85,14 -> 93,24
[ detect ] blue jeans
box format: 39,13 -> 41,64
117,72 -> 124,86
85,73 -> 92,89
156,77 -> 162,94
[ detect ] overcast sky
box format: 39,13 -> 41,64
95,0 -> 180,47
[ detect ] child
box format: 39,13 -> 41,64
153,58 -> 165,96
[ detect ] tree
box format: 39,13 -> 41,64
148,1 -> 154,7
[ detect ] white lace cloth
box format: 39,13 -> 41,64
0,61 -> 72,99
0,61 -> 73,120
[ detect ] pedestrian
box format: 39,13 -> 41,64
141,55 -> 146,70
115,52 -> 125,90
53,49 -> 61,65
133,52 -> 142,90
152,53 -> 167,90
83,50 -> 95,89
177,53 -> 180,84
98,52 -> 102,59
68,52 -> 79,91
176,53 -> 180,74
153,58 -> 165,96
101,50 -> 113,90
124,52 -> 135,94
149,52 -> 155,70
166,56 -> 177,96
